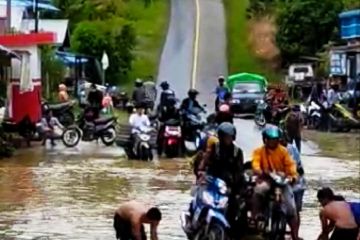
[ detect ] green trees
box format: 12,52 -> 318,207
276,0 -> 343,64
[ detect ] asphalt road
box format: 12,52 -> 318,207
157,0 -> 195,99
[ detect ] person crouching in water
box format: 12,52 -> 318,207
40,110 -> 64,146
317,188 -> 359,240
114,200 -> 162,240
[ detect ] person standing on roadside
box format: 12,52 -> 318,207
285,105 -> 304,153
317,188 -> 359,240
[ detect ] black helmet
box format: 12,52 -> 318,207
217,122 -> 237,140
160,81 -> 169,90
218,75 -> 225,83
262,125 -> 281,140
188,89 -> 199,97
135,79 -> 143,87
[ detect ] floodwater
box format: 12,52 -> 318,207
0,121 -> 359,240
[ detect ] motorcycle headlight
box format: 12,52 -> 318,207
139,134 -> 150,141
202,191 -> 214,206
255,99 -> 264,104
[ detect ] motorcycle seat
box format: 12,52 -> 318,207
48,102 -> 72,110
94,116 -> 115,124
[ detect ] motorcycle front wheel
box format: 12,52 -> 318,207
62,127 -> 81,147
100,126 -> 116,146
194,222 -> 229,240
254,112 -> 266,127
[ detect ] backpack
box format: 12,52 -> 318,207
349,201 -> 360,226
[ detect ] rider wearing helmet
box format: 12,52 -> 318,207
198,122 -> 244,237
180,89 -> 205,114
215,93 -> 234,125
214,76 -> 229,112
251,125 -> 299,240
159,81 -> 176,110
132,79 -> 146,106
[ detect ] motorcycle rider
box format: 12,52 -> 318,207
281,131 -> 306,238
132,79 -> 146,107
214,76 -> 229,112
129,103 -> 151,151
197,122 -> 244,236
251,125 -> 299,240
180,89 -> 205,114
159,81 -> 175,109
157,96 -> 181,155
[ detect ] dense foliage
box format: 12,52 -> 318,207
247,0 -> 357,65
276,0 -> 343,64
52,0 -> 153,85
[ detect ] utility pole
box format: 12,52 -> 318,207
34,0 -> 39,32
6,0 -> 11,31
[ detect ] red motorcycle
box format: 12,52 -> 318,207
160,119 -> 182,158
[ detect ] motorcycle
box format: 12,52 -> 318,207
42,100 -> 75,127
182,107 -> 206,154
160,119 -> 182,158
181,176 -> 230,240
262,172 -> 291,240
61,109 -> 117,147
125,126 -> 154,161
328,103 -> 360,132
254,100 -> 268,127
307,101 -> 322,129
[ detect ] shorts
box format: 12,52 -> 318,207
113,213 -> 147,240
330,227 -> 359,240
294,189 -> 305,212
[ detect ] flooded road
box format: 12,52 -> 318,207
0,120 -> 358,239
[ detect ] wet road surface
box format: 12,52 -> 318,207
0,124 -> 358,239
0,0 -> 359,239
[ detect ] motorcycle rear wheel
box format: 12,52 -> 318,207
62,127 -> 81,147
193,222 -> 228,240
100,127 -> 116,146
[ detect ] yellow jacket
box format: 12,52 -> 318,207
252,145 -> 298,179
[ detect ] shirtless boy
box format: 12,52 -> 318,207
317,188 -> 359,240
114,201 -> 162,240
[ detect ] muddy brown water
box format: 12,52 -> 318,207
0,132 -> 358,239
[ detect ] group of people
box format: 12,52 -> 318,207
115,77 -> 360,240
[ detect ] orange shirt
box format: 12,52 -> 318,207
252,145 -> 298,179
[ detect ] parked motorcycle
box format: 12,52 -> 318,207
160,119 -> 182,158
62,109 -> 116,147
125,126 -> 154,161
328,103 -> 360,132
181,176 -> 230,240
42,100 -> 75,127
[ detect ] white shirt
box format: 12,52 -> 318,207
129,113 -> 150,133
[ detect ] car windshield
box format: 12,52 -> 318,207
233,83 -> 262,93
294,67 -> 309,73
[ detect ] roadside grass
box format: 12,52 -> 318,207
223,0 -> 282,82
124,0 -> 170,91
303,130 -> 360,161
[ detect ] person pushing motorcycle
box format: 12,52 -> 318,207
251,125 -> 300,240
197,122 -> 244,236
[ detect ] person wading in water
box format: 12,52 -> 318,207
114,201 -> 162,240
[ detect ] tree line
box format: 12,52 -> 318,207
247,0 -> 360,66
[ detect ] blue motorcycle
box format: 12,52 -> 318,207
181,176 -> 230,240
